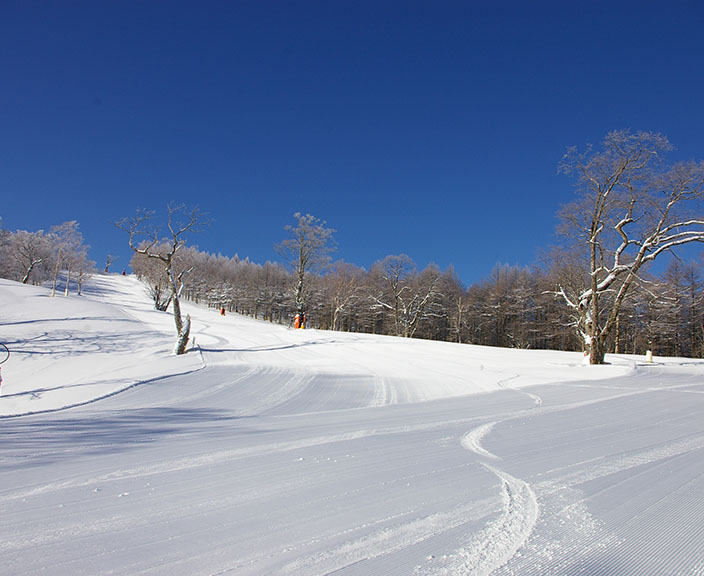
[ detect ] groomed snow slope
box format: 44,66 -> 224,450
1,275 -> 703,575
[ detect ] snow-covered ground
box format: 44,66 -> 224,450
2,275 -> 703,575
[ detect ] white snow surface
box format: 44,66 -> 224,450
2,274 -> 704,575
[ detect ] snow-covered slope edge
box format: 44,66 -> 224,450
0,276 -> 202,417
1,273 -> 650,418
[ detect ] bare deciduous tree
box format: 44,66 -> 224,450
10,230 -> 53,284
276,212 -> 336,322
369,255 -> 443,338
438,267 -> 469,344
557,130 -> 704,364
49,221 -> 85,297
324,261 -> 364,331
130,246 -> 176,311
369,254 -> 416,337
104,254 -> 118,273
117,204 -> 207,355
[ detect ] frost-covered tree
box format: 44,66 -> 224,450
130,245 -> 177,311
117,204 -> 208,355
49,221 -> 86,296
8,229 -> 54,284
104,254 -> 118,273
276,212 -> 335,322
557,130 -> 704,364
73,249 -> 94,296
0,223 -> 92,288
369,254 -> 416,337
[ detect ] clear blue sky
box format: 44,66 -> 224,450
2,1 -> 703,285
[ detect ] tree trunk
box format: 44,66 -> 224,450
174,314 -> 191,355
614,314 -> 621,354
64,266 -> 72,297
590,336 -> 606,364
294,272 -> 305,315
168,265 -> 184,335
172,294 -> 183,334
51,248 -> 62,296
21,259 -> 41,284
588,237 -> 604,364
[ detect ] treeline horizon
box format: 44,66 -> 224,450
130,241 -> 704,359
3,215 -> 701,359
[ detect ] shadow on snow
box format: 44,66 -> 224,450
0,406 -> 257,470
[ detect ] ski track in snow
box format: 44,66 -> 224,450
461,423 -> 500,461
450,373 -> 700,575
417,466 -> 538,576
452,368 -> 704,576
432,377 -> 543,575
370,376 -> 398,407
275,498 -> 497,576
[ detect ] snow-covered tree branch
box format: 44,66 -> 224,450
558,130 -> 704,364
116,204 -> 208,355
275,212 -> 336,324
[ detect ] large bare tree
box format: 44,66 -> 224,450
117,204 -> 207,355
276,212 -> 335,322
557,130 -> 704,364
